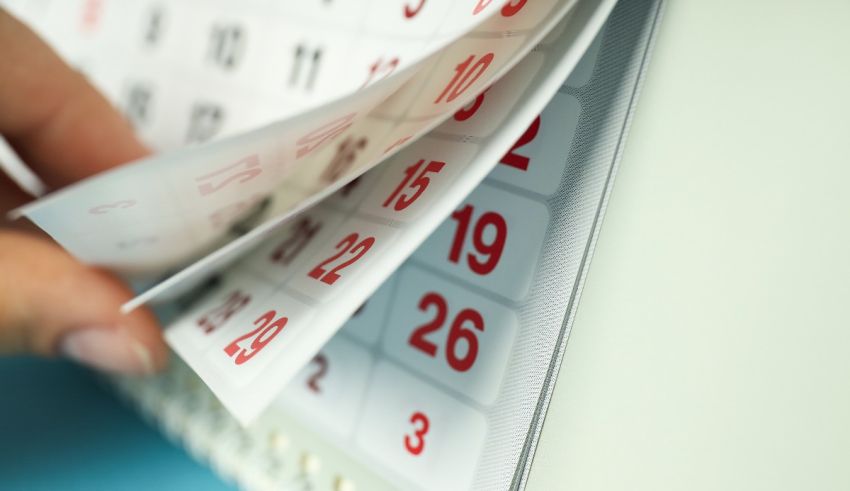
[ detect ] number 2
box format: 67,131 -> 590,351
404,411 -> 430,456
223,310 -> 288,365
500,115 -> 540,171
306,353 -> 328,393
308,233 -> 375,285
89,200 -> 136,214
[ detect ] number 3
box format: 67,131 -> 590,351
404,411 -> 430,456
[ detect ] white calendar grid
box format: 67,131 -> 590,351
126,0 -> 583,309
110,2 -> 667,491
2,0 -> 663,489
11,0 -> 572,285
167,3 -> 655,490
163,0 -> 602,426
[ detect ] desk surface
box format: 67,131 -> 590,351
528,1 -> 850,490
0,358 -> 233,491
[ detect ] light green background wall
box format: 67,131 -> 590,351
528,1 -> 850,489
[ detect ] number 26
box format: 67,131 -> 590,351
196,155 -> 262,196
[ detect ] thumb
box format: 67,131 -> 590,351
0,230 -> 168,374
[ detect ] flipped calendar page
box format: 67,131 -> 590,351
267,2 -> 662,490
121,0 -> 587,310
162,0 -> 615,424
110,2 -> 664,489
4,0 -> 596,418
8,0 -> 571,284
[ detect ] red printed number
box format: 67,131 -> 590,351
322,136 -> 367,183
296,113 -> 357,159
404,412 -> 430,456
306,353 -> 328,393
500,115 -> 540,171
209,195 -> 263,227
501,0 -> 528,16
453,88 -> 489,121
362,57 -> 399,88
197,290 -> 251,334
307,233 -> 375,285
383,136 -> 412,155
448,205 -> 507,275
80,0 -> 102,31
196,155 -> 261,196
271,217 -> 322,265
408,292 -> 485,372
474,0 -> 527,16
223,310 -> 288,365
434,53 -> 494,105
116,236 -> 157,249
472,0 -> 492,15
382,159 -> 445,211
89,200 -> 136,214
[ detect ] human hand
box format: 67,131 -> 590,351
0,9 -> 168,374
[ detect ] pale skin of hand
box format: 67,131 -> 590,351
0,9 -> 168,374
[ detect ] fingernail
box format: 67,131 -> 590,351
59,327 -> 154,375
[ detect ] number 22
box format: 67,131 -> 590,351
308,233 -> 375,285
223,310 -> 288,365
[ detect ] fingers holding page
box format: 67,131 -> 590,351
0,9 -> 165,373
0,8 -> 147,189
0,231 -> 168,374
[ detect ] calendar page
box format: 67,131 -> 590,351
105,1 -> 663,490
3,0 -> 663,489
161,0 -> 616,424
9,0 -> 580,291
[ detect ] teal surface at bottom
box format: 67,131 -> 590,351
0,357 -> 233,491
